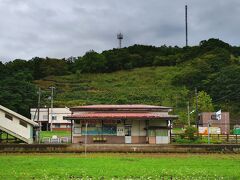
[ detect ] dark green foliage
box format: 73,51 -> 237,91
199,38 -> 231,52
184,126 -> 198,141
207,65 -> 240,102
0,73 -> 37,117
173,47 -> 231,88
29,57 -> 70,79
75,51 -> 107,73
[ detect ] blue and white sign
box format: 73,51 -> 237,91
215,110 -> 221,120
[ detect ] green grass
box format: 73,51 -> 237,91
0,153 -> 239,179
40,131 -> 70,138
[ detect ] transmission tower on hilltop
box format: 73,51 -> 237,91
117,33 -> 123,49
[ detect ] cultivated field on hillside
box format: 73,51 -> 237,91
0,153 -> 239,179
35,66 -> 188,112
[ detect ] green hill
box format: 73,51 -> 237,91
1,38 -> 240,123
35,66 -> 188,109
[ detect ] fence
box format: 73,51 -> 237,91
171,134 -> 240,144
41,136 -> 70,144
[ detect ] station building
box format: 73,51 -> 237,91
65,105 -> 178,144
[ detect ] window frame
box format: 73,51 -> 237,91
5,114 -> 13,121
19,120 -> 28,128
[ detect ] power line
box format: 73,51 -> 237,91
212,89 -> 240,103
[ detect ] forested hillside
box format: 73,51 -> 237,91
1,38 -> 240,124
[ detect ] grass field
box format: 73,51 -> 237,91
40,131 -> 70,138
0,153 -> 239,179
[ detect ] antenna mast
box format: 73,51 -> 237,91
185,5 -> 188,47
117,33 -> 123,48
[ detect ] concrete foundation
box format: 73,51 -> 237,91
1,144 -> 240,153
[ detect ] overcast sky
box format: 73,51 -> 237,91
0,0 -> 240,61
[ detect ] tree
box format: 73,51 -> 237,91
208,65 -> 240,102
75,51 -> 107,73
194,91 -> 214,112
0,73 -> 37,117
178,112 -> 188,127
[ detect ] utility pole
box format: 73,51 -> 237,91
185,5 -> 188,47
49,86 -> 55,132
35,87 -> 41,143
37,87 -> 41,131
195,88 -> 198,129
187,101 -> 190,126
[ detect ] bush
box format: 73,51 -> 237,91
184,126 -> 198,141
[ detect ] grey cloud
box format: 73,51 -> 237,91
0,0 -> 240,61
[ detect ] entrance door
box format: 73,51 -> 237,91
156,129 -> 169,144
124,126 -> 131,144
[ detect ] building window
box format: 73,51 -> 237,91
54,124 -> 60,128
74,127 -> 81,134
19,120 -> 27,128
5,114 -> 13,120
148,129 -> 156,137
52,115 -> 57,120
66,124 -> 71,128
82,124 -> 101,135
156,129 -> 168,136
102,124 -> 117,135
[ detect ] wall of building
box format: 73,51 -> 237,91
30,108 -> 71,131
72,119 -> 170,144
200,112 -> 230,134
0,110 -> 32,139
30,108 -> 49,122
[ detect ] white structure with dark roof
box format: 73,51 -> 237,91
30,108 -> 71,131
0,105 -> 38,144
